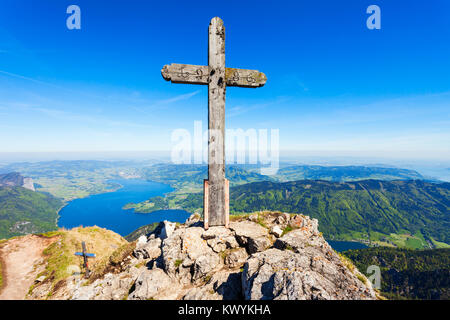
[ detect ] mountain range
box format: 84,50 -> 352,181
145,179 -> 449,249
0,172 -> 35,191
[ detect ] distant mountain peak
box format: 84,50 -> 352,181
0,172 -> 35,191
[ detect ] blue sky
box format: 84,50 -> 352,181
0,0 -> 449,160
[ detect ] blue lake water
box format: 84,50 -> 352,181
327,240 -> 369,252
58,179 -> 191,237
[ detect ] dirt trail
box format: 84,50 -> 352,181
0,235 -> 57,300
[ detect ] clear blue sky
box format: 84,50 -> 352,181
0,0 -> 449,160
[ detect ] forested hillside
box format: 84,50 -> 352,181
344,247 -> 450,300
0,186 -> 63,239
162,179 -> 449,247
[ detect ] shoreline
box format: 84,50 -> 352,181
54,180 -> 125,228
55,178 -> 181,234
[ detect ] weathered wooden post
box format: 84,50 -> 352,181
161,17 -> 267,229
207,17 -> 226,228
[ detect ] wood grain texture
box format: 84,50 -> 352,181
225,68 -> 267,88
161,64 -> 209,85
203,179 -> 209,230
208,17 -> 227,226
224,178 -> 229,228
161,17 -> 267,228
162,64 -> 267,88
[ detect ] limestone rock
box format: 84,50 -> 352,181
273,212 -> 290,226
229,221 -> 270,253
212,271 -> 242,299
133,238 -> 162,260
202,226 -> 239,252
288,214 -> 305,229
71,284 -> 97,300
160,220 -> 176,240
128,268 -> 179,300
274,228 -> 324,253
185,213 -> 201,227
137,235 -> 147,245
26,212 -> 377,301
247,236 -> 272,254
162,226 -> 221,284
192,252 -> 221,282
182,286 -> 221,300
224,248 -> 248,268
270,225 -> 283,238
242,248 -> 375,300
183,270 -> 242,300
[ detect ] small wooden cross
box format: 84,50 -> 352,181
161,17 -> 267,228
74,241 -> 96,278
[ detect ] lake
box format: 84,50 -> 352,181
327,240 -> 369,252
58,180 -> 373,248
58,179 -> 191,237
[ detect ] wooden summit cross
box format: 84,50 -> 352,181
161,17 -> 267,229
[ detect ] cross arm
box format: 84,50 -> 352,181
225,68 -> 267,88
161,64 -> 209,85
161,63 -> 267,88
75,252 -> 96,258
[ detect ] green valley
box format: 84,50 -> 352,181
0,160 -> 144,201
134,179 -> 449,249
0,186 -> 63,239
1,161 -> 447,250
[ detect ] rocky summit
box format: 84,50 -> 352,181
28,212 -> 377,300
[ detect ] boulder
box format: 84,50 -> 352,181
224,248 -> 248,268
192,253 -> 221,282
30,212 -> 377,301
274,228 -> 325,253
160,220 -> 176,240
128,268 -> 179,300
202,226 -> 239,252
229,221 -> 270,253
273,212 -> 290,226
137,235 -> 147,245
288,214 -> 305,229
93,272 -> 135,300
133,238 -> 162,260
212,271 -> 242,299
270,225 -> 283,238
182,286 -> 221,300
183,270 -> 242,300
71,284 -> 97,300
162,226 -> 221,284
185,213 -> 201,227
242,248 -> 375,300
201,226 -> 231,239
247,236 -> 272,254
